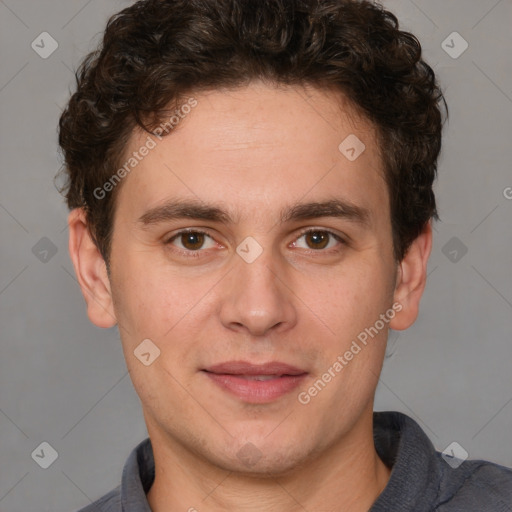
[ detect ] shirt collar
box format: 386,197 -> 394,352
370,411 -> 442,511
121,435 -> 154,512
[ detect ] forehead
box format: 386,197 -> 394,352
114,81 -> 387,226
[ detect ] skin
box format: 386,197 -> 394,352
68,80 -> 432,512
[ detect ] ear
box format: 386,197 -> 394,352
68,208 -> 117,328
389,220 -> 432,331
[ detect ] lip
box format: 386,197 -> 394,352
202,360 -> 308,403
204,360 -> 307,376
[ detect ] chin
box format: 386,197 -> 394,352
204,434 -> 313,477
219,449 -> 310,478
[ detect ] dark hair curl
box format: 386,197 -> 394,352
57,0 -> 447,265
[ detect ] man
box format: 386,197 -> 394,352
58,0 -> 512,510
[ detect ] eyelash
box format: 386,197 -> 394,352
164,228 -> 346,258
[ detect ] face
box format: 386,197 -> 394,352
89,81 -> 409,474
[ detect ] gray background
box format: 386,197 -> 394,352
0,0 -> 511,511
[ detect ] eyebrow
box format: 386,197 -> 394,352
137,198 -> 371,229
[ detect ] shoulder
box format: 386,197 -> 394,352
75,485 -> 122,512
435,457 -> 512,511
371,411 -> 512,511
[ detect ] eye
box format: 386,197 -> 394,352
291,229 -> 345,252
166,229 -> 217,254
165,227 -> 346,259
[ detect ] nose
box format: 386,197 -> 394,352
218,247 -> 298,337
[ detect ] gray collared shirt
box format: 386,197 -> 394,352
76,411 -> 512,511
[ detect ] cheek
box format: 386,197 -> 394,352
111,254 -> 222,377
111,248 -> 193,333
309,259 -> 392,332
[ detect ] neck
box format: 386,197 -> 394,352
146,406 -> 391,512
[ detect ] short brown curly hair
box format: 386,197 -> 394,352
57,0 -> 447,266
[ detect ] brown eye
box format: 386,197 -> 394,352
166,230 -> 216,253
304,231 -> 330,249
292,229 -> 345,252
180,232 -> 205,250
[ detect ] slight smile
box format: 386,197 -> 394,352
202,361 -> 309,403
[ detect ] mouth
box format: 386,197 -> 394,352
201,361 -> 308,403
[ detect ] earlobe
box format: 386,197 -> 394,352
68,208 -> 117,328
389,221 -> 433,331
